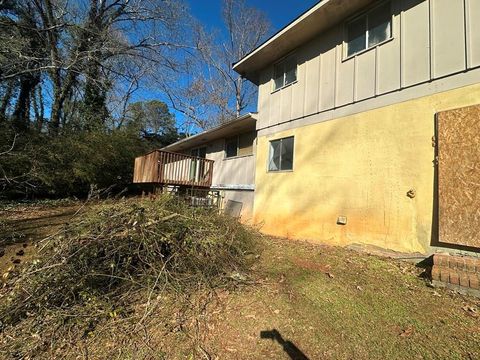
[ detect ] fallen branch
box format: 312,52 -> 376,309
0,133 -> 17,156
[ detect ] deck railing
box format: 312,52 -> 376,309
133,150 -> 214,188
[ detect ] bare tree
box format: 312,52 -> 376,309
0,0 -> 193,132
192,0 -> 270,124
153,0 -> 270,132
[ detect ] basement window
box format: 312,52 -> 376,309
346,1 -> 392,57
273,56 -> 297,91
268,136 -> 294,172
225,131 -> 255,158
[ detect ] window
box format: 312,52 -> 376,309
273,56 -> 297,91
225,131 -> 255,158
225,137 -> 238,158
268,136 -> 294,171
346,1 -> 392,57
191,147 -> 206,158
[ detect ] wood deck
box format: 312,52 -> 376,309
133,150 -> 214,188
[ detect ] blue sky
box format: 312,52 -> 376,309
189,0 -> 319,32
137,1 -> 320,132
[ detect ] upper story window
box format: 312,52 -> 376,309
268,136 -> 294,172
273,56 -> 297,91
346,1 -> 392,58
225,131 -> 255,158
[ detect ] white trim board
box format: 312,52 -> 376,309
211,184 -> 255,191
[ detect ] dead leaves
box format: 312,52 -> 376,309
462,305 -> 478,318
292,258 -> 331,274
399,325 -> 415,338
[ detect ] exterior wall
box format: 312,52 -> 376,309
204,138 -> 256,189
221,190 -> 255,220
257,0 -> 480,132
182,137 -> 256,219
253,83 -> 480,254
180,138 -> 255,189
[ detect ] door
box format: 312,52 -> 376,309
190,147 -> 207,182
437,104 -> 480,248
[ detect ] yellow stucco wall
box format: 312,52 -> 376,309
254,83 -> 480,254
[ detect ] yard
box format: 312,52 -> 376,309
0,200 -> 479,359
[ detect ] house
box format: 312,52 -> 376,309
134,113 -> 257,218
135,0 -> 480,256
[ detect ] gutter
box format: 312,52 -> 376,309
162,112 -> 257,152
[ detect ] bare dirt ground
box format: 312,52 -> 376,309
1,201 -> 479,359
0,201 -> 80,275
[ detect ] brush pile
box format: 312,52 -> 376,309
0,196 -> 257,358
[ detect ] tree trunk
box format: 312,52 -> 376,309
235,77 -> 242,117
32,86 -> 44,132
0,81 -> 14,119
12,75 -> 39,131
50,91 -> 61,130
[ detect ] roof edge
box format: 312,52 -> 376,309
232,0 -> 325,72
232,0 -> 376,84
162,113 -> 257,152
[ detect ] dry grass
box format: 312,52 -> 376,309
0,197 -> 257,359
201,238 -> 480,359
1,200 -> 479,359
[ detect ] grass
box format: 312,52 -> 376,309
205,239 -> 479,359
0,200 -> 479,359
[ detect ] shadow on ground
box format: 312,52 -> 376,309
260,329 -> 310,360
1,208 -> 77,245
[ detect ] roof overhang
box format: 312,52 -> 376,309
232,0 -> 376,85
162,113 -> 257,153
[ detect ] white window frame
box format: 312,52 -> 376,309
343,0 -> 393,60
268,136 -> 295,172
272,55 -> 297,92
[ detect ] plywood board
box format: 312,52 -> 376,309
437,104 -> 480,248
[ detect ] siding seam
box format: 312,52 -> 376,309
464,0 -> 470,69
428,0 -> 434,80
256,67 -> 480,134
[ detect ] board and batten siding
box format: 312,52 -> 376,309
257,0 -> 480,131
187,138 -> 256,189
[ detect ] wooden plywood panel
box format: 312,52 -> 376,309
466,0 -> 480,67
437,104 -> 480,248
401,0 -> 430,86
431,0 -> 466,78
355,50 -> 376,101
